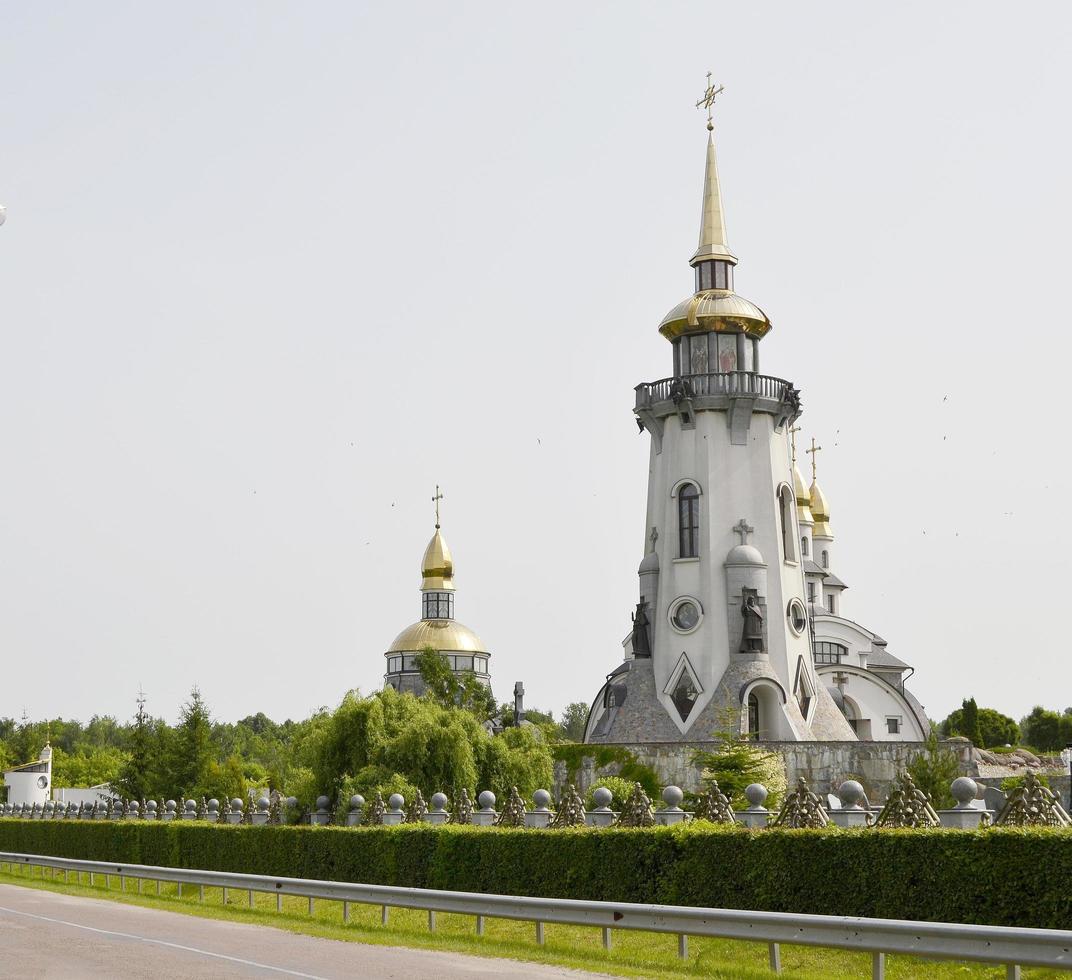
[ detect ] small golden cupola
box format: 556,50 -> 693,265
383,487 -> 492,696
420,526 -> 454,591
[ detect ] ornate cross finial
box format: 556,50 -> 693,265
806,438 -> 822,482
649,526 -> 659,551
732,518 -> 754,546
695,71 -> 725,132
432,485 -> 444,529
790,425 -> 802,464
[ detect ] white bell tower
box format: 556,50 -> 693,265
586,78 -> 854,744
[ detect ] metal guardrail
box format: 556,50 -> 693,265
1,851 -> 1068,980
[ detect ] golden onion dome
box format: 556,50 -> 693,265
387,619 -> 488,655
658,290 -> 771,341
810,479 -> 833,538
793,465 -> 813,523
421,528 -> 454,591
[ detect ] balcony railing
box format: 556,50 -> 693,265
635,372 -> 795,410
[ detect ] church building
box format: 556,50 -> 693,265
383,494 -> 493,697
584,81 -> 926,745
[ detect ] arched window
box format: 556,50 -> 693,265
678,483 -> 700,558
801,536 -> 809,557
747,693 -> 760,741
778,486 -> 796,562
821,550 -> 829,569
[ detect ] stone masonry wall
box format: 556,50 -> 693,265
558,740 -> 970,803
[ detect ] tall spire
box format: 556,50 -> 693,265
690,74 -> 737,268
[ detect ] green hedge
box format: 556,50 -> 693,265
0,821 -> 1069,929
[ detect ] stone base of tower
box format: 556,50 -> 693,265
586,657 -> 857,744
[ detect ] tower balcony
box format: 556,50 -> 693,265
634,372 -> 802,446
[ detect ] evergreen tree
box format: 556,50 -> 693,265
112,691 -> 154,800
169,687 -> 215,796
960,697 -> 983,748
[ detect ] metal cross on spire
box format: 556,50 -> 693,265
136,684 -> 147,709
432,485 -> 444,529
695,71 -> 725,132
806,438 -> 823,482
790,425 -> 802,464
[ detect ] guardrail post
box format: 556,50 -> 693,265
872,951 -> 886,980
276,893 -> 282,912
199,885 -> 204,903
678,934 -> 688,959
343,900 -> 350,924
381,905 -> 389,925
476,915 -> 484,936
248,890 -> 254,908
1007,967 -> 1021,980
602,927 -> 612,950
155,880 -> 160,896
308,897 -> 314,915
105,874 -> 111,890
222,887 -> 227,905
536,921 -> 545,945
428,910 -> 436,931
769,942 -> 781,973
120,875 -> 125,891
137,878 -> 142,894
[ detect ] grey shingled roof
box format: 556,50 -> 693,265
867,646 -> 911,670
823,572 -> 848,589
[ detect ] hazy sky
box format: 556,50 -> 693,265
2,2 -> 1070,728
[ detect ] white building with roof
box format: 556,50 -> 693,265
3,743 -> 52,807
584,81 -> 926,745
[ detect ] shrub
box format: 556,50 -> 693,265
0,820 -> 1069,929
584,777 -> 635,811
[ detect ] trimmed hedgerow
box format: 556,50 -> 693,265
0,821 -> 1069,929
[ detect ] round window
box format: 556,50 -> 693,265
787,598 -> 807,635
669,597 -> 702,634
36,776 -> 48,790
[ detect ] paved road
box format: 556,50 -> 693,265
0,883 -> 615,979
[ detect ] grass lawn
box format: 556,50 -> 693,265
0,864 -> 1064,979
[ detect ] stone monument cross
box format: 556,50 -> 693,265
733,518 -> 755,546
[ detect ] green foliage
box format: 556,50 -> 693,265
584,776 -> 635,811
906,732 -> 960,809
310,686 -> 554,806
2,820 -> 1070,929
942,703 -> 1019,749
690,726 -> 787,807
1000,772 -> 1051,794
414,648 -> 496,717
1020,706 -> 1072,753
112,697 -> 155,800
167,687 -> 215,797
960,698 -> 982,748
551,744 -> 660,797
51,746 -> 127,789
558,702 -> 589,742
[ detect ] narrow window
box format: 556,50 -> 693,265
678,483 -> 700,558
826,594 -> 835,613
747,693 -> 760,740
886,717 -> 901,735
801,536 -> 809,557
821,550 -> 829,569
779,486 -> 797,562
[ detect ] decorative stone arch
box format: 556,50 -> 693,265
670,478 -> 703,497
739,677 -> 792,740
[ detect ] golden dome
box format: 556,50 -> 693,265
658,290 -> 771,341
810,479 -> 832,538
793,465 -> 813,523
421,528 -> 454,591
387,619 -> 488,655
